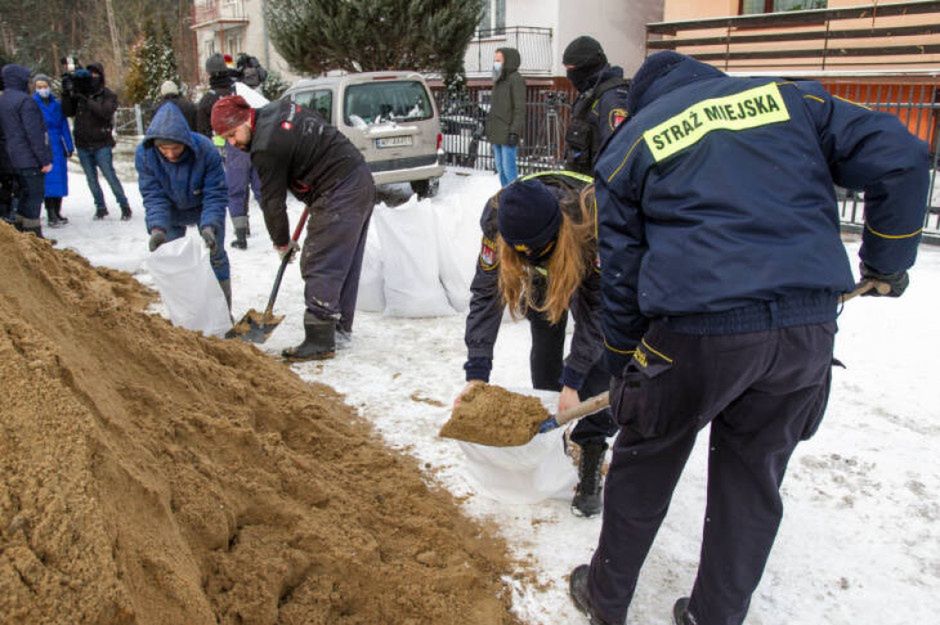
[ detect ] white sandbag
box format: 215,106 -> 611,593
433,200 -> 481,313
373,203 -> 456,318
234,81 -> 270,108
355,225 -> 385,313
142,232 -> 232,337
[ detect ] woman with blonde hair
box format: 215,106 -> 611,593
457,172 -> 616,517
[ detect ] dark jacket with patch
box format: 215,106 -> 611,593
195,73 -> 236,137
157,94 -> 198,132
0,64 -> 51,170
596,53 -> 930,373
464,171 -> 603,390
564,65 -> 630,174
61,63 -> 118,150
249,99 -> 365,247
484,47 -> 526,145
135,103 -> 227,235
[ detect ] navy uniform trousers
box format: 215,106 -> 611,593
588,317 -> 836,625
299,163 -> 375,333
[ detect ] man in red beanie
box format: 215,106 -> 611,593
211,95 -> 375,360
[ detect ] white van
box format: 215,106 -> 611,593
283,71 -> 445,198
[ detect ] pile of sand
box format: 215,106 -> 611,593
0,223 -> 524,625
439,384 -> 550,447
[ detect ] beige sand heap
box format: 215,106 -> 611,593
440,384 -> 550,447
0,223 -> 524,625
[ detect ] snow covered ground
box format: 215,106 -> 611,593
50,164 -> 938,625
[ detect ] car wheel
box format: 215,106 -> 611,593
410,178 -> 439,200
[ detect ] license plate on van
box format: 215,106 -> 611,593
375,136 -> 413,148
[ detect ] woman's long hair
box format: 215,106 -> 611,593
498,184 -> 596,324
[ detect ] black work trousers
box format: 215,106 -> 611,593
587,320 -> 836,625
526,307 -> 617,447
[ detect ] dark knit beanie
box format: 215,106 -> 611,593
211,95 -> 252,135
562,36 -> 607,68
205,53 -> 227,76
497,179 -> 562,251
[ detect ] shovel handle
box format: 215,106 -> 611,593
538,391 -> 611,433
263,207 -> 310,316
840,279 -> 891,303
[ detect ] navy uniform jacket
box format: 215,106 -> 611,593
565,65 -> 630,174
464,171 -> 604,390
595,53 -> 930,373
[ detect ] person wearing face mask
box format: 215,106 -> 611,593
136,103 -> 231,309
32,74 -> 74,227
484,47 -> 526,187
562,36 -> 630,176
456,173 -> 618,518
210,95 -> 374,361
61,62 -> 133,221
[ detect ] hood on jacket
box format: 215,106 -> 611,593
86,62 -> 106,84
627,52 -> 723,115
496,47 -> 521,80
144,102 -> 196,152
1,64 -> 31,92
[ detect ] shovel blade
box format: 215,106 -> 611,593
225,308 -> 285,344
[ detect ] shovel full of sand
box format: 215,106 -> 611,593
439,385 -> 610,504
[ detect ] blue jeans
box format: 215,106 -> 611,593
492,144 -> 518,187
77,146 -> 129,210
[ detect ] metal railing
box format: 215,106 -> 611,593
191,0 -> 248,28
464,27 -> 554,78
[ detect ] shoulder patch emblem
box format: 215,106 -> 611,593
479,237 -> 499,271
609,108 -> 628,129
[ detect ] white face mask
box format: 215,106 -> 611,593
492,61 -> 502,79
36,87 -> 51,98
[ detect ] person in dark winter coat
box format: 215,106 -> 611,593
562,36 -> 630,175
61,62 -> 132,220
136,103 -> 231,308
568,52 -> 930,625
457,172 -> 618,517
484,47 -> 526,187
211,95 -> 375,361
196,53 -> 236,138
0,64 -> 52,238
0,69 -> 19,224
32,74 -> 74,227
155,80 -> 197,131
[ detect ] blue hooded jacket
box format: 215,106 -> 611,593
595,52 -> 929,373
136,102 -> 227,234
33,91 -> 74,198
0,64 -> 52,170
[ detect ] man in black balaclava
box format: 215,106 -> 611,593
562,36 -> 630,175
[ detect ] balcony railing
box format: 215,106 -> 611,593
464,26 -> 553,79
191,0 -> 249,30
646,0 -> 940,70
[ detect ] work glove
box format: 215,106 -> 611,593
857,262 -> 909,298
506,133 -> 519,147
200,226 -> 217,253
276,240 -> 301,263
148,229 -> 167,252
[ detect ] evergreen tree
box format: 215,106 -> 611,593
265,0 -> 483,82
123,19 -> 180,104
260,70 -> 290,101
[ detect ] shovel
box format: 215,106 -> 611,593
227,207 -> 309,343
840,279 -> 890,303
537,391 -> 610,435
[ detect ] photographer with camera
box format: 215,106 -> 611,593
562,36 -> 630,176
61,60 -> 132,221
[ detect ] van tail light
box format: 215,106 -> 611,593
436,132 -> 443,150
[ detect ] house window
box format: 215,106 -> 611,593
225,31 -> 243,55
478,0 -> 506,35
740,0 -> 826,14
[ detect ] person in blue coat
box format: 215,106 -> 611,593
0,64 -> 52,238
568,52 -> 929,625
32,74 -> 74,227
135,103 -> 231,308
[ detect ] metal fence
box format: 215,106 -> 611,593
464,27 -> 554,79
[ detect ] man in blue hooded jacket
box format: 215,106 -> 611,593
568,52 -> 929,625
136,103 -> 231,308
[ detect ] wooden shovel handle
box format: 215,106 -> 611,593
840,280 -> 891,303
554,391 -> 610,428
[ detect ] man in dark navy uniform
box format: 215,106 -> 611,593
568,51 -> 929,625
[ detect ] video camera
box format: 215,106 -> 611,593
543,91 -> 569,106
60,56 -> 93,97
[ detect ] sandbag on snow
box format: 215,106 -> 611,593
373,203 -> 456,317
355,226 -> 385,313
142,232 -> 232,337
433,200 -> 480,313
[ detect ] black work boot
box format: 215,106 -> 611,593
22,225 -> 55,244
93,206 -> 109,220
46,205 -> 62,228
282,313 -> 336,362
571,442 -> 606,517
673,597 -> 696,625
569,565 -> 610,625
54,204 -> 68,224
231,226 -> 248,249
120,204 -> 132,221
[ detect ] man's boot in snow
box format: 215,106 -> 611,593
571,442 -> 606,517
282,312 -> 336,361
218,279 -> 232,312
231,226 -> 248,250
673,598 -> 694,625
22,225 -> 55,244
568,565 -> 610,625
93,206 -> 109,220
120,204 -> 132,221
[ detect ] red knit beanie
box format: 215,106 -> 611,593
211,95 -> 252,136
